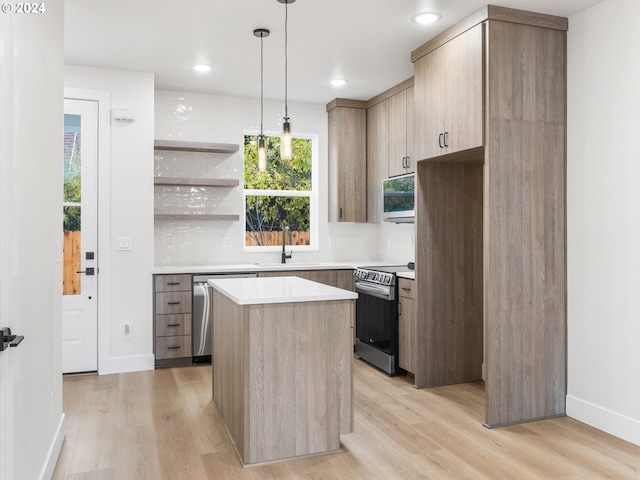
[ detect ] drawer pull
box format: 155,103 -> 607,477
167,345 -> 181,350
402,287 -> 412,292
167,323 -> 181,327
167,301 -> 181,305
167,282 -> 180,286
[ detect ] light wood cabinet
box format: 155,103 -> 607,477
412,5 -> 568,428
397,278 -> 416,374
366,78 -> 414,223
153,274 -> 193,366
327,100 -> 367,223
366,100 -> 388,223
388,86 -> 414,177
414,23 -> 483,161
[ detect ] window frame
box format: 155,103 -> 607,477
243,131 -> 319,252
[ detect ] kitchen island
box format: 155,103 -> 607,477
208,276 -> 357,466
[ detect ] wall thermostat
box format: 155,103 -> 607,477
111,108 -> 136,123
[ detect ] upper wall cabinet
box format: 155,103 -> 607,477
366,78 -> 414,223
414,23 -> 483,161
327,99 -> 367,223
387,85 -> 414,177
366,99 -> 388,224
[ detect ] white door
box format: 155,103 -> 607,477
62,98 -> 99,373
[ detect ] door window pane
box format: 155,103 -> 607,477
63,114 -> 82,295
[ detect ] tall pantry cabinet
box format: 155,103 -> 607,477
412,6 -> 568,428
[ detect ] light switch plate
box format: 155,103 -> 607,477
221,236 -> 232,248
117,237 -> 132,251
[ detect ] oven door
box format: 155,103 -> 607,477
354,280 -> 399,375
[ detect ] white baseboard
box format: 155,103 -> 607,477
101,354 -> 155,375
567,395 -> 640,447
40,414 -> 65,480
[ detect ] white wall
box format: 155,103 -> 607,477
154,90 -> 386,266
567,0 -> 640,446
65,66 -> 155,372
0,3 -> 65,479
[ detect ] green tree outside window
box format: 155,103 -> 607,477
244,135 -> 313,247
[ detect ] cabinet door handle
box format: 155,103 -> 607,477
438,133 -> 444,149
167,345 -> 181,350
398,301 -> 402,316
444,131 -> 449,148
339,207 -> 343,219
405,156 -> 410,169
167,282 -> 180,286
167,323 -> 181,327
401,156 -> 406,168
167,301 -> 181,305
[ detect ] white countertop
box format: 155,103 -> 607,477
153,261 -> 411,275
208,276 -> 358,305
154,261 -> 359,275
397,271 -> 415,280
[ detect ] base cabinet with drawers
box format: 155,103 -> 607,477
154,274 -> 193,367
397,277 -> 416,374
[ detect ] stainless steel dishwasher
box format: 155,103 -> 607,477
193,273 -> 257,364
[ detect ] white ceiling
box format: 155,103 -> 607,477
64,0 -> 601,105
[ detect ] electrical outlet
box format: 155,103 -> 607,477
221,236 -> 232,248
329,236 -> 335,247
166,235 -> 174,248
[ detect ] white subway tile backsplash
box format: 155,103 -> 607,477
153,89 -> 411,267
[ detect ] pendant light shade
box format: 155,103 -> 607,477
278,0 -> 295,161
254,28 -> 270,172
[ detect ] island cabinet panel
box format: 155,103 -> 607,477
212,292 -> 248,460
212,291 -> 354,465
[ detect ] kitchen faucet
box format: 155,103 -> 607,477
281,226 -> 292,264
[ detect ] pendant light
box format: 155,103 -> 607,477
254,28 -> 270,172
278,0 -> 295,161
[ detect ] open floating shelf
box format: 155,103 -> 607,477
154,177 -> 240,187
154,214 -> 240,222
154,139 -> 239,154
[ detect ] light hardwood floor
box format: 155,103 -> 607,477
53,360 -> 640,479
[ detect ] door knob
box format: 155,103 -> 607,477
76,267 -> 95,275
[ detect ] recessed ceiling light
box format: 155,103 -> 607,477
412,12 -> 441,25
330,79 -> 347,87
193,64 -> 212,73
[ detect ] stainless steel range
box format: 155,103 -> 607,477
353,264 -> 412,376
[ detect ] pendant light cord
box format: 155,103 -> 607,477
260,34 -> 264,134
284,0 -> 288,119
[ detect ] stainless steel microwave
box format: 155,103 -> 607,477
382,173 -> 415,223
